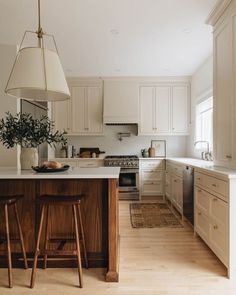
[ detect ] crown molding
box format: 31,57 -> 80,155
206,0 -> 233,25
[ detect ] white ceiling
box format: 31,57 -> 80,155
0,0 -> 217,77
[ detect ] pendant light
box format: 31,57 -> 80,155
5,0 -> 70,102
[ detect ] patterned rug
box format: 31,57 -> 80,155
130,202 -> 183,228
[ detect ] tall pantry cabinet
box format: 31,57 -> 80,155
207,0 -> 236,169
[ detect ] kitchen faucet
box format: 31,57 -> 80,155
194,141 -> 212,160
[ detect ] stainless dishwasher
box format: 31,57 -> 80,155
183,165 -> 194,225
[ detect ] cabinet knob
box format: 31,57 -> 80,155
198,189 -> 202,193
212,184 -> 217,188
198,212 -> 202,216
213,198 -> 218,202
213,225 -> 218,230
226,155 -> 232,159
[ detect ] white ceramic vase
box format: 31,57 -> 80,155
20,147 -> 38,170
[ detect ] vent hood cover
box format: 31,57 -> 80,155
103,79 -> 139,124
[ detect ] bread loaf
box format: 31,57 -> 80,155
43,161 -> 62,169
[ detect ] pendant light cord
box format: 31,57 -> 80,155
37,0 -> 43,39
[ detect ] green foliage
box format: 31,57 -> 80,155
0,112 -> 67,148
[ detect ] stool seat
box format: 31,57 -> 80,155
0,195 -> 23,205
37,194 -> 85,205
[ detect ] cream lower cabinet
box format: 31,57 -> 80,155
165,161 -> 184,216
140,159 -> 164,199
139,84 -> 189,136
194,169 -> 229,270
53,79 -> 103,135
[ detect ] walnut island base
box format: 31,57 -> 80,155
0,167 -> 120,282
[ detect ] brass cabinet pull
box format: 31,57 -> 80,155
213,225 -> 218,230
226,155 -> 232,159
198,189 -> 202,193
198,212 -> 202,216
212,184 -> 217,187
213,197 -> 218,202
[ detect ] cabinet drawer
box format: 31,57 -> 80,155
195,188 -> 210,215
141,160 -> 164,170
205,175 -> 228,198
195,172 -> 228,199
78,160 -> 104,168
171,164 -> 183,177
142,170 -> 163,181
142,181 -> 163,195
195,171 -> 204,186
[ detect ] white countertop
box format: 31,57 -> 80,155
0,167 -> 120,179
167,157 -> 236,178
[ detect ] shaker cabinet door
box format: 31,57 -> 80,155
53,100 -> 70,132
214,20 -> 233,167
139,86 -> 156,134
172,86 -> 189,134
156,86 -> 171,133
87,86 -> 103,134
71,86 -> 87,133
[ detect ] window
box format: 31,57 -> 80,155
195,97 -> 213,151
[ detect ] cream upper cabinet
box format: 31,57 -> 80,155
52,100 -> 70,132
172,86 -> 189,133
53,79 -> 103,135
139,86 -> 156,134
71,86 -> 103,134
208,0 -> 236,169
156,87 -> 171,133
139,83 -> 189,135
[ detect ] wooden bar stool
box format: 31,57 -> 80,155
0,195 -> 28,288
30,194 -> 88,288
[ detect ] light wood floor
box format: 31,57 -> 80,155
1,201 -> 236,294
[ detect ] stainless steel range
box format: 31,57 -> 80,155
104,155 -> 139,200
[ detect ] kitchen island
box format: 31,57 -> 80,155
0,167 -> 120,282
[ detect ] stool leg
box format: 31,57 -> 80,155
77,204 -> 88,269
43,204 -> 50,269
14,203 -> 28,269
4,204 -> 12,288
30,205 -> 45,288
72,205 -> 83,288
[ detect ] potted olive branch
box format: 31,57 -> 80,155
0,112 -> 67,169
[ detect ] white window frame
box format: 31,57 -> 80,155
195,91 -> 213,152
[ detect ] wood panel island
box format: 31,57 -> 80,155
0,167 -> 120,282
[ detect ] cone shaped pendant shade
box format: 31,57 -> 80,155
5,0 -> 70,102
5,47 -> 70,101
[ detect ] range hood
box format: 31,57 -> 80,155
103,79 -> 139,125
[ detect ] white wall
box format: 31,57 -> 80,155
187,55 -> 213,158
0,43 -> 19,167
60,125 -> 187,158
